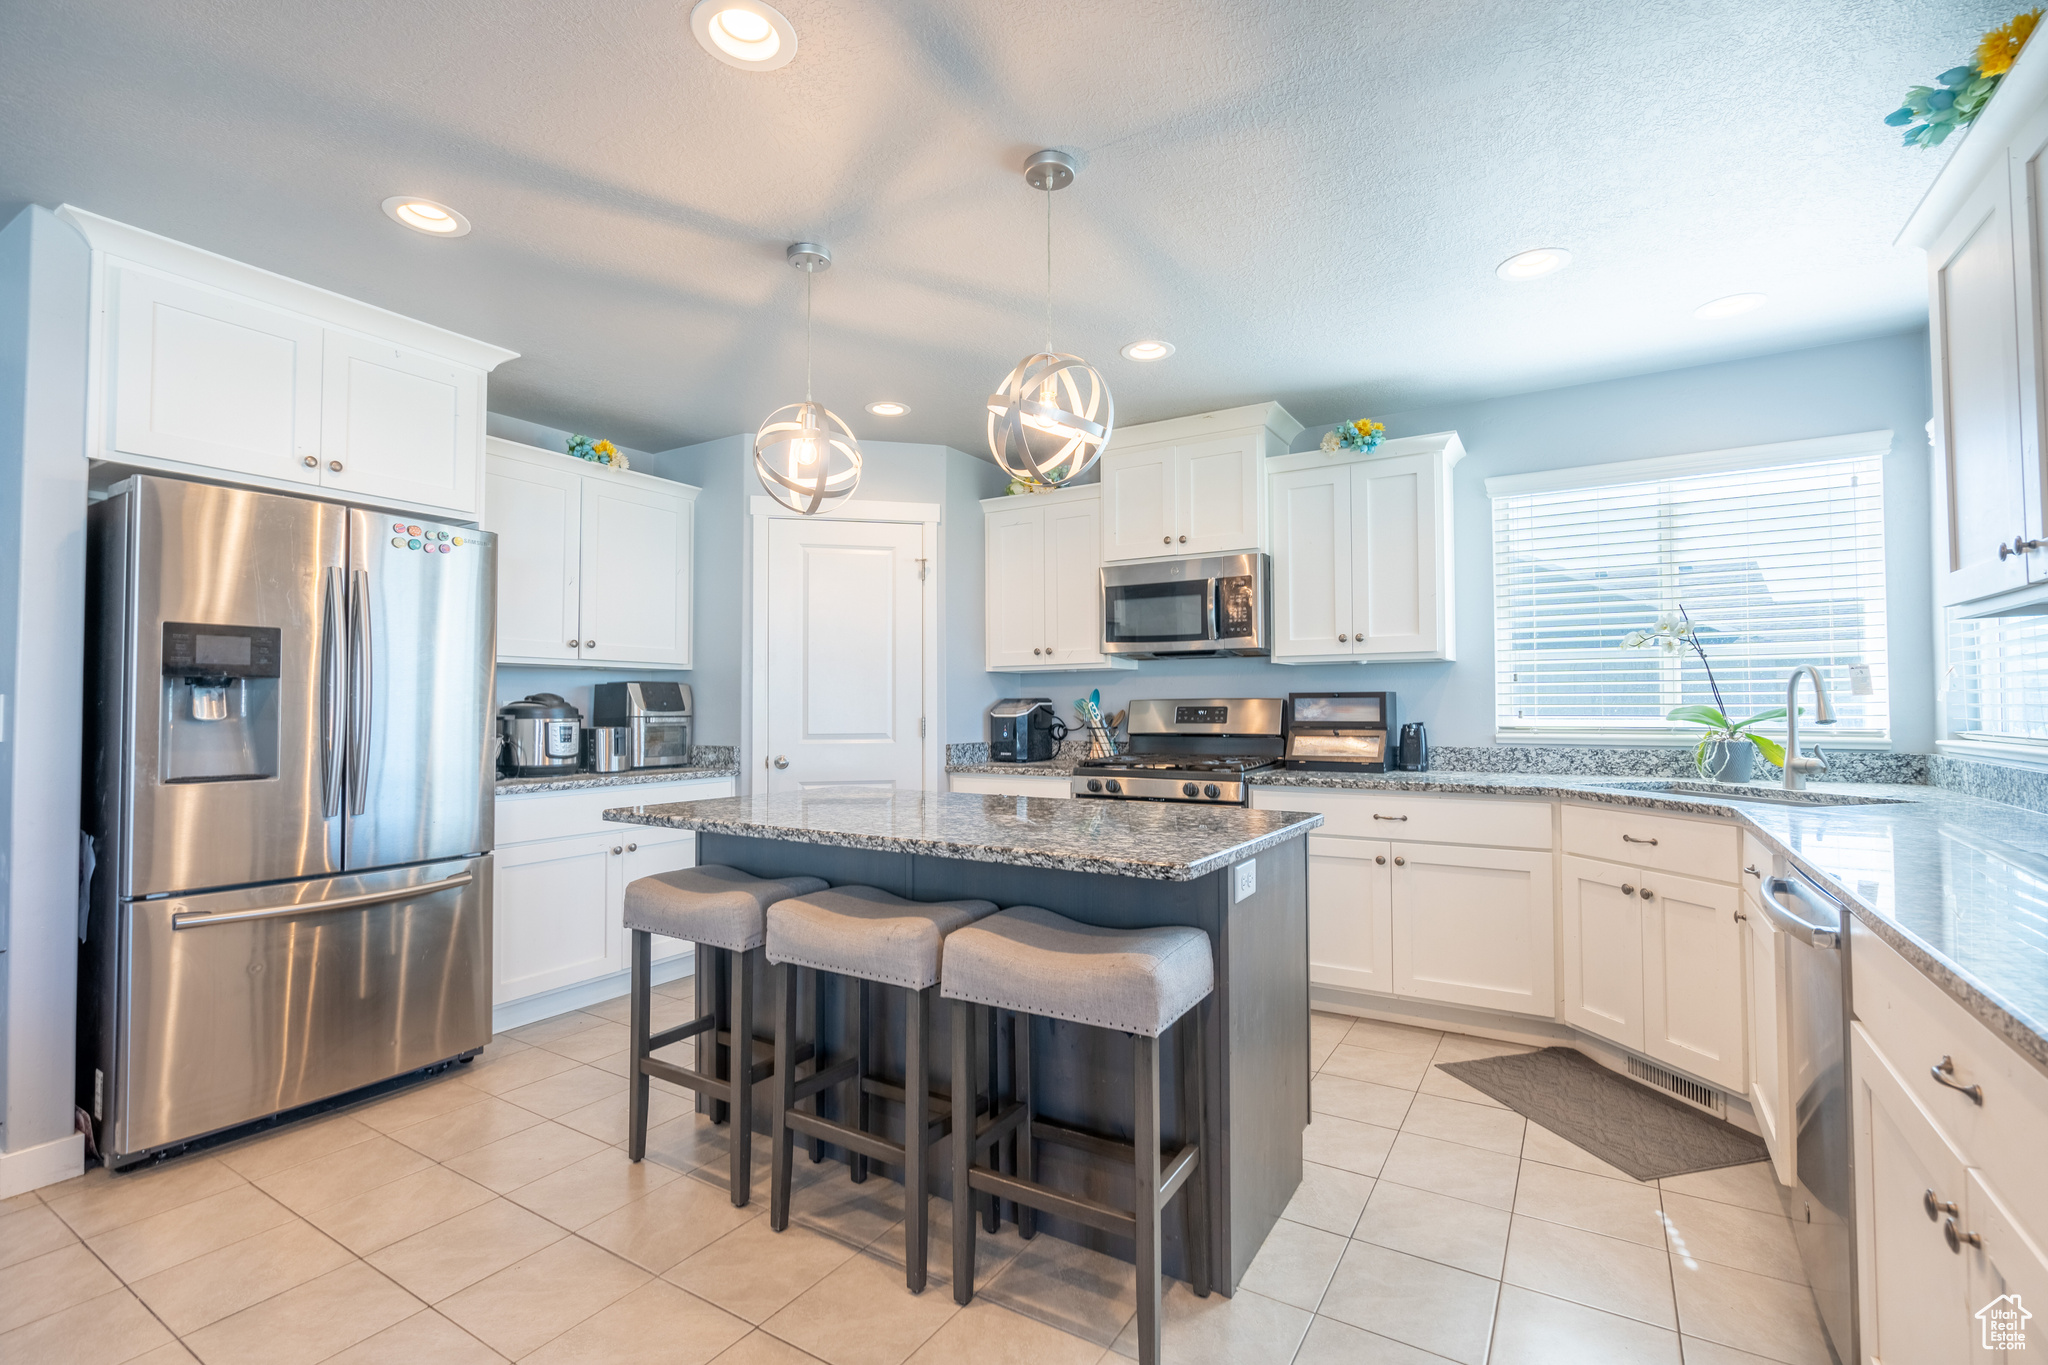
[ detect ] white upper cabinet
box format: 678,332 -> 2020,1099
1901,53 -> 2048,612
1269,432 -> 1462,663
319,331 -> 481,513
62,206 -> 515,521
108,265 -> 324,484
981,485 -> 1130,672
1099,403 -> 1302,564
485,438 -> 698,668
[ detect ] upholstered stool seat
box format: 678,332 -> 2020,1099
943,906 -> 1214,1365
625,864 -> 828,951
624,864 -> 828,1207
765,885 -> 999,1293
938,906 -> 1215,1038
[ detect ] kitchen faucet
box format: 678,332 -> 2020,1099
1783,665 -> 1837,790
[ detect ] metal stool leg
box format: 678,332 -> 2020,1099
808,968 -> 824,1164
949,997 -> 977,1305
770,961 -> 798,1231
1183,1007 -> 1211,1298
1016,1010 -> 1036,1241
904,983 -> 933,1293
851,979 -> 872,1183
627,930 -> 653,1162
982,1006 -> 1001,1234
1133,1033 -> 1162,1365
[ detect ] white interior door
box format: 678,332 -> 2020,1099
765,517 -> 926,795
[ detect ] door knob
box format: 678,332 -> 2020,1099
328,460 -> 344,472
302,455 -> 317,468
773,755 -> 789,769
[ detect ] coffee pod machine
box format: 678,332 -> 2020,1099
1282,692 -> 1396,773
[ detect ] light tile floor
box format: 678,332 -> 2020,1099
0,992 -> 1833,1364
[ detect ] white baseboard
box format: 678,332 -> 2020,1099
492,950 -> 694,1034
0,1131 -> 86,1198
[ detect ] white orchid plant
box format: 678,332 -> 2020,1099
1622,606 -> 1789,776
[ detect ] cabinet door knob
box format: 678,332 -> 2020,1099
1639,886 -> 1654,900
569,639 -> 579,648
1925,1188 -> 1959,1222
1033,647 -> 1042,656
1178,534 -> 1188,543
1931,1055 -> 1984,1104
1393,855 -> 1405,866
611,846 -> 622,855
1945,1217 -> 1983,1253
1621,883 -> 1635,896
626,842 -> 637,852
1734,908 -> 1747,922
1337,633 -> 1348,642
302,455 -> 317,468
1374,854 -> 1386,865
328,460 -> 344,472
1999,536 -> 2043,560
1744,864 -> 1762,878
585,640 -> 595,648
1163,536 -> 1172,544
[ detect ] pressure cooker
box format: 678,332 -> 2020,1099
498,693 -> 584,776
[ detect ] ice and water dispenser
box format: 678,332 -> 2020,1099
159,622 -> 282,781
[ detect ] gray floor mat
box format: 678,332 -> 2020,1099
1438,1046 -> 1768,1181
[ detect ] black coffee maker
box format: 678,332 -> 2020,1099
986,698 -> 1064,763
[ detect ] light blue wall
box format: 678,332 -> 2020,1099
0,206 -> 91,1172
1003,330 -> 1938,751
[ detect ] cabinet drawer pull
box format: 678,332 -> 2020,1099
1925,1188 -> 1958,1221
1621,834 -> 1659,846
1393,855 -> 1405,866
1945,1217 -> 1983,1253
1621,883 -> 1635,896
1372,814 -> 1408,822
1931,1056 -> 1984,1105
1374,854 -> 1386,865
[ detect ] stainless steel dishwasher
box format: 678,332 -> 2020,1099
1761,868 -> 1857,1364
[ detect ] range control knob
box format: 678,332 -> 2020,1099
1105,779 -> 1122,794
1182,782 -> 1199,797
1204,784 -> 1222,799
1086,778 -> 1103,793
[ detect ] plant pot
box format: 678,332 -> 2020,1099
1698,738 -> 1754,783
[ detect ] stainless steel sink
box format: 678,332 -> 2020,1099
1586,780 -> 1910,807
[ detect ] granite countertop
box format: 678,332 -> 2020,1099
602,790 -> 1324,881
497,764 -> 739,794
945,756 -> 1086,777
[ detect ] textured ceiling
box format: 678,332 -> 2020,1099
0,0 -> 2003,453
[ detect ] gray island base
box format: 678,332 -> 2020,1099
603,791 -> 1321,1293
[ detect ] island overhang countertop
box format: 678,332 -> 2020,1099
602,790 -> 1324,881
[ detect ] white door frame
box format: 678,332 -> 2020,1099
745,495 -> 942,795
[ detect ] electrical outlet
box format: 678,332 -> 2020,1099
1233,860 -> 1256,903
1849,664 -> 1874,697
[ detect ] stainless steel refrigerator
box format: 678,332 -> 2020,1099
83,474 -> 497,1167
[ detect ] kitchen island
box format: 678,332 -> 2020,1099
603,790 -> 1323,1292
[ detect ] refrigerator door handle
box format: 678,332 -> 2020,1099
348,567 -> 372,816
169,871 -> 474,930
320,566 -> 346,819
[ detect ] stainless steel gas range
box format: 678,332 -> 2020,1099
1069,697 -> 1283,805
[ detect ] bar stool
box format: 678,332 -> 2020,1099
941,906 -> 1213,1365
624,864 -> 828,1206
765,885 -> 999,1292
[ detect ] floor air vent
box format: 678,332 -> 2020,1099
1625,1055 -> 1725,1116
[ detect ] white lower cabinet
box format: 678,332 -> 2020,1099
1390,842 -> 1554,1015
1307,835 -> 1394,994
492,777 -> 733,1027
1561,818 -> 1746,1094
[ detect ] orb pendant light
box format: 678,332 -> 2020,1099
987,150 -> 1114,488
754,243 -> 862,515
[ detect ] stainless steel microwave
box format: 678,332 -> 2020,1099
1100,553 -> 1271,658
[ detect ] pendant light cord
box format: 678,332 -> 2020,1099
804,267 -> 815,402
1044,186 -> 1054,353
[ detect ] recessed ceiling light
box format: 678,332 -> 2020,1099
1496,247 -> 1571,281
1694,293 -> 1767,320
690,0 -> 796,70
1120,340 -> 1175,361
381,197 -> 471,237
865,401 -> 909,416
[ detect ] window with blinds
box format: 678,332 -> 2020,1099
1491,443 -> 1888,739
1947,613 -> 2048,744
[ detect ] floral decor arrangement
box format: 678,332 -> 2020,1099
1886,10 -> 2041,148
565,435 -> 630,470
1320,417 -> 1386,455
1622,606 -> 1788,782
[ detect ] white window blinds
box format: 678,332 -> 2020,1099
1491,441 -> 1888,739
1947,613 -> 2048,744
